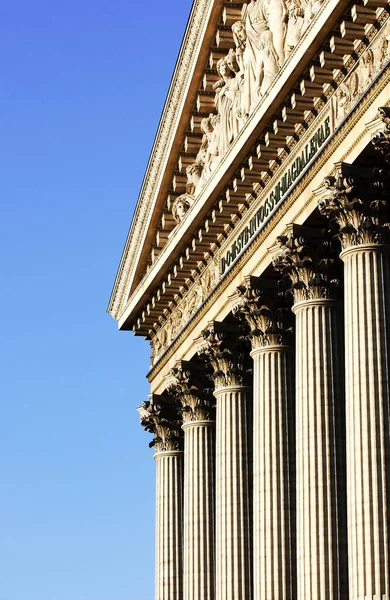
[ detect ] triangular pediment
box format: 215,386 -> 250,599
108,0 -> 390,342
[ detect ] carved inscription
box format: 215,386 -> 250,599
221,112 -> 332,274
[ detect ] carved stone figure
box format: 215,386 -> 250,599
172,193 -> 194,223
359,49 -> 375,93
192,115 -> 220,192
333,71 -> 358,125
258,31 -> 280,95
233,5 -> 278,115
186,162 -> 202,196
226,48 -> 247,131
373,20 -> 390,69
214,57 -> 241,156
303,0 -> 323,28
285,0 -> 305,56
263,0 -> 287,66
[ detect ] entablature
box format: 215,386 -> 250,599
109,0 -> 390,361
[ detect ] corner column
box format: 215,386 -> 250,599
139,397 -> 184,600
166,362 -> 215,600
231,277 -> 295,600
197,323 -> 252,600
272,225 -> 348,600
319,161 -> 390,600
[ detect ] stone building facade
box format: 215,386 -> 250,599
108,1 -> 390,598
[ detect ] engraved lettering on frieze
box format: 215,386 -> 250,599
221,113 -> 332,274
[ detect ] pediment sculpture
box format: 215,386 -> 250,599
176,0 -> 324,222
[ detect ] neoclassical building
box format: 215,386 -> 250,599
108,1 -> 390,599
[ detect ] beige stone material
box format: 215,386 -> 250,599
155,451 -> 184,600
213,385 -> 252,600
318,163 -> 390,599
231,279 -> 295,600
182,421 -> 215,600
138,398 -> 184,600
165,363 -> 215,600
272,226 -> 348,600
197,323 -> 252,600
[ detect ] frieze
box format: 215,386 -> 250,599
178,0 -> 325,207
148,12 -> 390,366
151,258 -> 219,365
333,19 -> 390,127
220,109 -> 333,275
147,71 -> 390,383
108,0 -> 216,319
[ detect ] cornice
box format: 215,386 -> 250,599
113,0 -> 353,330
107,0 -> 223,319
147,68 -> 390,383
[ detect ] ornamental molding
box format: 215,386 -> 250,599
110,0 -> 360,327
149,48 -> 390,367
108,0 -> 220,319
230,275 -> 293,350
138,395 -> 183,453
270,224 -> 341,303
196,321 -> 252,390
147,66 -> 390,384
164,361 -> 215,423
317,161 -> 390,249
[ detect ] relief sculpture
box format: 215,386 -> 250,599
333,20 -> 390,126
151,259 -> 219,364
179,0 -> 325,215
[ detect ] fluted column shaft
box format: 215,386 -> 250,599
251,345 -> 294,600
155,450 -> 184,600
342,244 -> 390,600
214,386 -> 252,600
182,421 -> 215,600
293,298 -> 346,600
231,278 -> 295,599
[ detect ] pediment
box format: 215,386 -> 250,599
108,0 -> 390,347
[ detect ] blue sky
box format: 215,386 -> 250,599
0,1 -> 193,598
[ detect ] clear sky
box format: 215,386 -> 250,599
0,1 -> 193,599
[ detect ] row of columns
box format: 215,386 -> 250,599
140,153 -> 390,600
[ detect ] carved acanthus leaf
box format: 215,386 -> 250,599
272,225 -> 340,303
196,322 -> 251,390
165,361 -> 214,423
371,106 -> 390,164
138,396 -> 183,453
231,276 -> 293,350
317,162 -> 390,249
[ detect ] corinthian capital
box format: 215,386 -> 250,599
196,322 -> 251,390
230,276 -> 293,350
317,162 -> 390,250
371,107 -> 390,164
138,395 -> 183,453
271,224 -> 340,303
165,361 -> 214,423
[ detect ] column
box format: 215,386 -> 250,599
231,277 -> 295,600
197,322 -> 252,600
318,161 -> 390,600
166,362 -> 215,600
139,396 -> 184,600
272,225 -> 348,600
